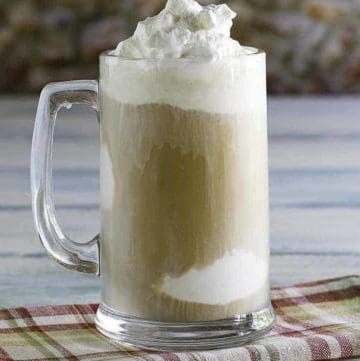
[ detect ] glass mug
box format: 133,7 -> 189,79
31,49 -> 275,351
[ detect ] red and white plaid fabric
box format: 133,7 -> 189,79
0,275 -> 359,360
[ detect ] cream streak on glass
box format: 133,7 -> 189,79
100,0 -> 269,321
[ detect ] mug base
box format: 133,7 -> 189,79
95,303 -> 275,351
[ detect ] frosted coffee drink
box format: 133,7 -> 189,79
99,0 -> 269,322
32,0 -> 274,348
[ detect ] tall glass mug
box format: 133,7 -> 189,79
31,48 -> 275,351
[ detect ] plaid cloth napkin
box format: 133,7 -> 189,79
0,275 -> 359,361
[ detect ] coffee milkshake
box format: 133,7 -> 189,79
100,0 -> 269,322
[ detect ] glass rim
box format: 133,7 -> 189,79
100,46 -> 265,61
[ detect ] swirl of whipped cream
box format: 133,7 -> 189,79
112,0 -> 244,59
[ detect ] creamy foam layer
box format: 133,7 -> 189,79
113,0 -> 244,59
100,51 -> 266,114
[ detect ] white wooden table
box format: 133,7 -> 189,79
0,96 -> 359,307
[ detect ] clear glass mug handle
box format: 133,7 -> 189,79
31,80 -> 99,275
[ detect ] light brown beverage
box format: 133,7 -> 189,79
100,55 -> 269,321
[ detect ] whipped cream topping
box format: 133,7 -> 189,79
113,0 -> 244,59
102,0 -> 265,113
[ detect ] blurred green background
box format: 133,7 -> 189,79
0,0 -> 359,94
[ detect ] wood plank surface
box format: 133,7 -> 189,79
0,96 -> 359,307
